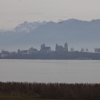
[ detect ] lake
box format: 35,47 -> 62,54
0,60 -> 100,83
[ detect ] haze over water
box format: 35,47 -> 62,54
0,60 -> 100,83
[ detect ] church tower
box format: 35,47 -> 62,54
64,43 -> 68,52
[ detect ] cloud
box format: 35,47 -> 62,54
17,0 -> 22,2
7,20 -> 14,23
27,12 -> 42,15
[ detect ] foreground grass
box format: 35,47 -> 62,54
0,96 -> 65,100
0,82 -> 100,100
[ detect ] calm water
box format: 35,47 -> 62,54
0,60 -> 100,83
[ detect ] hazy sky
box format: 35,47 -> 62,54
0,0 -> 100,29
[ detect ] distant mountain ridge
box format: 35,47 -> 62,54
14,21 -> 46,33
0,19 -> 100,51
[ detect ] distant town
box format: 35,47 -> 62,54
0,43 -> 100,59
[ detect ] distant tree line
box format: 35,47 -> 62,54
1,51 -> 100,60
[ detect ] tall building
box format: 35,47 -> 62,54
64,43 -> 68,51
55,43 -> 68,52
40,44 -> 51,53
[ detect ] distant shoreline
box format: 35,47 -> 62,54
0,52 -> 100,60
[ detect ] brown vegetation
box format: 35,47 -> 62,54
0,82 -> 100,99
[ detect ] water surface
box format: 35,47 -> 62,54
0,60 -> 100,83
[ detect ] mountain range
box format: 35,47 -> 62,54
0,19 -> 100,51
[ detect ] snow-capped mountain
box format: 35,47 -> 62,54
1,19 -> 100,51
14,21 -> 46,33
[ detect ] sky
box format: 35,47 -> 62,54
0,0 -> 100,29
